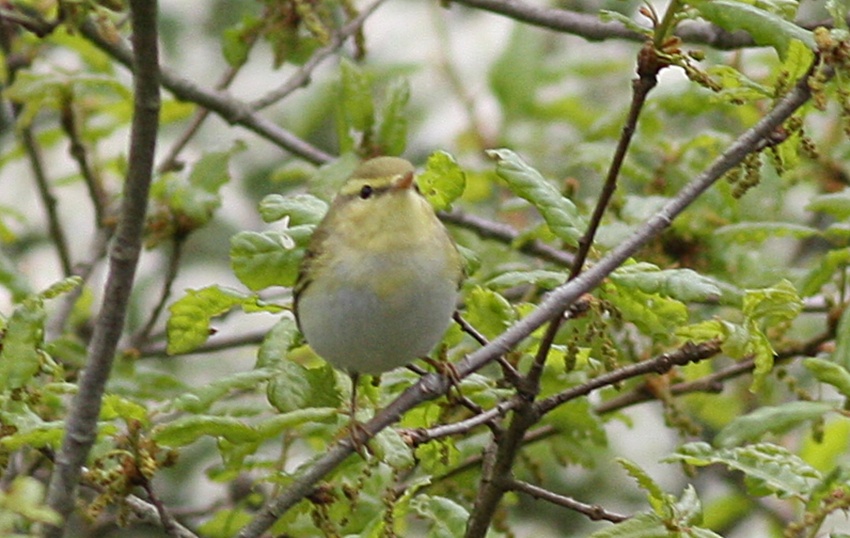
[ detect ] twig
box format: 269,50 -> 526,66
137,328 -> 269,357
60,98 -> 110,228
448,0 -> 759,49
440,209 -> 574,266
506,478 -> 629,523
20,127 -> 74,276
44,1 -> 161,534
141,479 -> 183,538
0,6 -> 59,37
77,19 -> 333,165
248,0 -> 390,111
236,50 -> 822,538
124,494 -> 199,538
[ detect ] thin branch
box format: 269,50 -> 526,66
77,19 -> 333,165
248,0 -> 390,111
20,127 -> 74,277
440,209 -> 574,266
45,1 -> 161,534
124,494 -> 199,538
448,0 -> 760,49
60,98 -> 110,228
0,6 -> 59,37
141,479 -> 184,538
137,329 -> 269,358
506,478 -> 629,523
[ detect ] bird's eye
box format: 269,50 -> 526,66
359,185 -> 373,199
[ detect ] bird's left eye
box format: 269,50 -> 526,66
359,185 -> 373,199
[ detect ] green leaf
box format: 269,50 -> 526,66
463,286 -> 516,340
489,24 -> 545,118
806,189 -> 850,219
602,281 -> 688,337
171,368 -> 275,413
667,442 -> 821,497
485,270 -> 565,290
418,151 -> 466,212
0,299 -> 46,390
230,227 -> 313,290
714,401 -> 836,447
376,78 -> 410,156
371,428 -> 415,470
221,16 -> 260,67
690,0 -> 814,56
742,280 -> 802,327
338,58 -> 374,135
0,477 -> 62,526
266,361 -> 312,413
0,249 -> 32,301
0,421 -> 65,451
166,286 -> 250,355
255,314 -> 299,368
833,305 -> 850,371
486,148 -> 584,246
610,262 -> 723,302
800,248 -> 850,296
100,394 -> 149,424
259,193 -> 328,225
804,357 -> 850,398
617,458 -> 668,516
410,495 -> 469,538
707,65 -> 773,103
714,222 -> 819,243
587,512 -> 668,538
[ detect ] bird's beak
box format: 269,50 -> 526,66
394,171 -> 415,190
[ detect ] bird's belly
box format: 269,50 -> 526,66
297,251 -> 458,374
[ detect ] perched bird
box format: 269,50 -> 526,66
294,156 -> 464,418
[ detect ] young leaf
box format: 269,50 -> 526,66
0,299 -> 46,390
486,148 -> 584,246
617,458 -> 668,516
376,78 -> 410,156
417,151 -> 466,212
804,357 -> 850,398
230,226 -> 313,290
689,0 -> 815,56
742,280 -> 802,327
485,270 -> 565,290
171,368 -> 276,413
259,193 -> 328,225
338,58 -> 375,136
800,248 -> 850,296
463,286 -> 516,340
667,442 -> 821,497
602,281 -> 688,337
255,314 -> 299,368
610,262 -> 723,302
409,495 -> 469,538
715,401 -> 836,447
166,286 -> 251,355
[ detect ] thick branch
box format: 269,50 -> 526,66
44,1 -> 161,534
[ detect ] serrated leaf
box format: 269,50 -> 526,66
667,442 -> 821,497
338,58 -> 374,135
0,299 -> 46,390
266,361 -> 312,413
690,0 -> 814,56
715,401 -> 836,447
602,281 -> 688,337
804,357 -> 850,398
259,193 -> 328,225
742,280 -> 802,326
617,458 -> 668,515
486,148 -> 584,246
714,222 -> 819,243
610,263 -> 722,302
463,286 -> 516,340
707,65 -> 773,103
166,286 -> 250,355
418,151 -> 466,212
39,276 -> 82,300
230,227 -> 313,290
376,78 -> 410,156
100,394 -> 149,424
485,270 -> 565,290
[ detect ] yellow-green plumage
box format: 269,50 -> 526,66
294,157 -> 463,375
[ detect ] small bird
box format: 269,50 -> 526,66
294,156 -> 464,416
